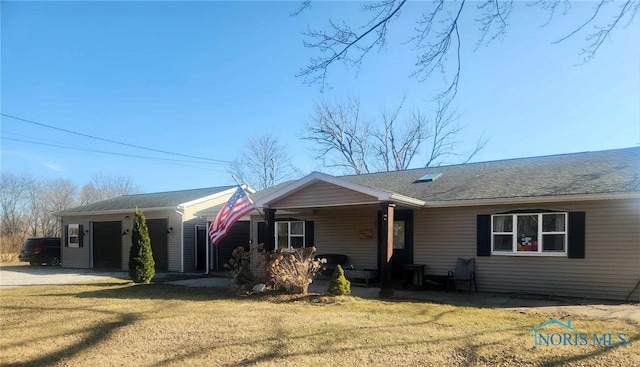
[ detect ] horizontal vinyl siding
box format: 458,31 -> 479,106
251,208 -> 379,270
313,207 -> 379,269
60,216 -> 93,269
271,181 -> 378,209
251,207 -> 378,269
414,199 -> 640,301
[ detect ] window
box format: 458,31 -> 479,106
68,224 -> 80,248
276,221 -> 305,249
491,213 -> 567,255
393,221 -> 405,249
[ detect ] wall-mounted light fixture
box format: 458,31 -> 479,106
122,229 -> 130,235
83,229 -> 89,235
124,215 -> 131,221
167,226 -> 173,234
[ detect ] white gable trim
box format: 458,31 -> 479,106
178,185 -> 255,208
254,171 -> 425,208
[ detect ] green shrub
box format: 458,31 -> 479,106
327,264 -> 351,296
128,208 -> 155,283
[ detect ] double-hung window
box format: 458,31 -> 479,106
276,221 -> 305,249
492,212 -> 567,255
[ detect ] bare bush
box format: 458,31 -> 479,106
0,233 -> 28,263
268,247 -> 325,294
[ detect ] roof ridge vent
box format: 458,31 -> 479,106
415,172 -> 442,183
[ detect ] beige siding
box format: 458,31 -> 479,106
251,198 -> 639,300
270,181 -> 378,209
251,207 -> 379,269
62,211 -> 180,271
60,215 -> 93,268
313,207 -> 379,269
414,199 -> 640,301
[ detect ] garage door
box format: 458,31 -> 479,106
93,221 -> 122,269
146,218 -> 168,272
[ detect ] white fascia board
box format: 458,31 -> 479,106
178,187 -> 238,208
254,171 -> 425,208
53,206 -> 177,217
425,192 -> 640,208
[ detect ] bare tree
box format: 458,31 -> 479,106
40,179 -> 78,236
302,97 -> 375,174
424,98 -> 488,168
0,173 -> 35,236
80,174 -> 138,205
296,1 -> 639,98
372,96 -> 428,172
228,134 -> 301,190
304,96 -> 484,174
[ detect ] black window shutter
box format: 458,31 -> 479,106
305,221 -> 314,247
257,222 -> 266,245
78,225 -> 84,248
568,211 -> 586,259
64,225 -> 69,247
477,214 -> 491,256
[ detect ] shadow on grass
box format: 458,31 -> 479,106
70,282 -> 235,302
4,309 -> 138,367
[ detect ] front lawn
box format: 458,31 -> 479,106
1,281 -> 638,366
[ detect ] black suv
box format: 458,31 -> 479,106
18,237 -> 62,266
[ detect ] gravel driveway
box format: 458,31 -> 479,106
0,264 -> 129,288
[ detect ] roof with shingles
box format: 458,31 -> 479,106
337,147 -> 639,203
56,185 -> 237,215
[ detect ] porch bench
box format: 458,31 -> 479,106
314,254 -> 348,277
344,269 -> 378,287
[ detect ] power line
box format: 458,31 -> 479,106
1,136 -> 229,167
1,113 -> 233,164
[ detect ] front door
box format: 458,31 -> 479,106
378,210 -> 414,279
196,226 -> 206,272
391,210 -> 414,278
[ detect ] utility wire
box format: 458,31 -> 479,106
1,113 -> 232,164
1,136 -> 228,166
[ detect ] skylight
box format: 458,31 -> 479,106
415,173 -> 442,183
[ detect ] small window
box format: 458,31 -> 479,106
68,224 -> 80,248
414,172 -> 442,183
276,221 -> 305,249
393,221 -> 405,249
491,213 -> 567,256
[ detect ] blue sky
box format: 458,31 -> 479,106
2,1 -> 639,193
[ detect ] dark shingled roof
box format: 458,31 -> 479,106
57,185 -> 237,215
338,147 -> 640,203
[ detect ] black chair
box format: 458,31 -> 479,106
447,257 -> 477,292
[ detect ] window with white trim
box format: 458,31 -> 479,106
492,213 -> 567,255
276,221 -> 305,249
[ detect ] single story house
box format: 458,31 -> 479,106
54,186 -> 252,272
204,147 -> 639,301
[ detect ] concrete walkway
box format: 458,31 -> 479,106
167,276 -> 640,322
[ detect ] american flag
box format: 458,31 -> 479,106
209,186 -> 255,245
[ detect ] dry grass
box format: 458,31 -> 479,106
0,234 -> 27,263
1,281 -> 638,367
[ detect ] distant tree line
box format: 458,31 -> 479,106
0,173 -> 137,238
